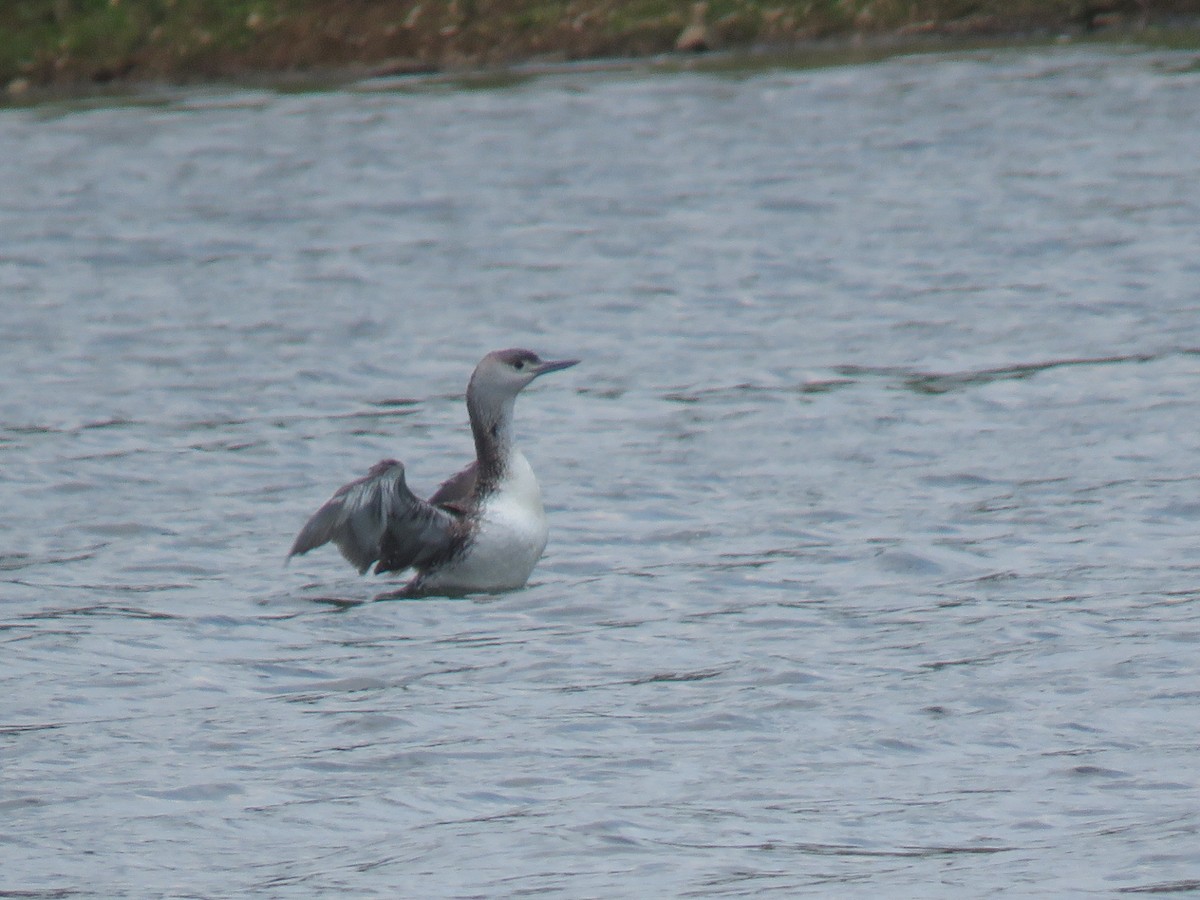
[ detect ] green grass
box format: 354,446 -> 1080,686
4,0 -> 1200,91
2,0 -> 288,84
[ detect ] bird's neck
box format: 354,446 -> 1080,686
467,392 -> 517,493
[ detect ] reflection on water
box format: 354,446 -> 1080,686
3,45 -> 1200,897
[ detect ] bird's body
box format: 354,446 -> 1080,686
289,349 -> 578,597
415,448 -> 547,596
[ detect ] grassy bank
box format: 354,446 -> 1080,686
5,0 -> 1200,93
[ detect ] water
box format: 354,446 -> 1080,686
3,44 -> 1200,897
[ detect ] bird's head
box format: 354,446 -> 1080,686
470,348 -> 579,401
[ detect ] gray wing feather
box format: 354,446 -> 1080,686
427,460 -> 478,509
289,459 -> 460,576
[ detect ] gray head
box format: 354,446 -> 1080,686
466,349 -> 579,461
468,349 -> 579,403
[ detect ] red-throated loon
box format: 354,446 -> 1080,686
288,348 -> 579,597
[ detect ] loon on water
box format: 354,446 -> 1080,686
288,348 -> 579,597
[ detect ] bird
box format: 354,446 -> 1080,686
288,348 -> 579,597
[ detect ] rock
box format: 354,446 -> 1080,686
675,2 -> 715,53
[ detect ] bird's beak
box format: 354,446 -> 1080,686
534,358 -> 580,376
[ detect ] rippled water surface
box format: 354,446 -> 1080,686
3,45 -> 1200,896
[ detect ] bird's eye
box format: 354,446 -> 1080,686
513,360 -> 525,370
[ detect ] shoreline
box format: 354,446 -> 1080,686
5,2 -> 1200,105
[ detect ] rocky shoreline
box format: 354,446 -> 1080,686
5,0 -> 1200,100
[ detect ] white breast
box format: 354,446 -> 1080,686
422,450 -> 550,594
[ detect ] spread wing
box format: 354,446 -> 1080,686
427,460 -> 478,512
289,459 -> 462,575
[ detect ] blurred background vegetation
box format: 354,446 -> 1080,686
4,0 -> 1200,90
